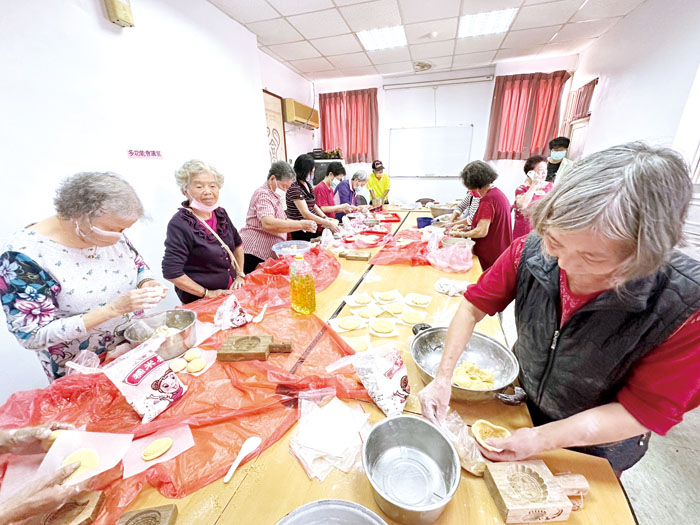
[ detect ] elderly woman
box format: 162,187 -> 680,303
0,173 -> 166,381
313,161 -> 354,221
240,161 -> 318,274
162,160 -> 244,304
420,143 -> 700,475
513,155 -> 554,239
448,161 -> 512,270
286,154 -> 340,241
335,170 -> 369,221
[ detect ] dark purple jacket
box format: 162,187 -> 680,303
162,205 -> 242,304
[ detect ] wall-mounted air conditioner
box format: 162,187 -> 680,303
283,98 -> 319,129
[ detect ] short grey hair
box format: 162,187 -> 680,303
174,160 -> 224,192
529,142 -> 692,286
352,170 -> 369,182
268,161 -> 294,181
54,172 -> 144,221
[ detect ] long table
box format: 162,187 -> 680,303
126,209 -> 636,524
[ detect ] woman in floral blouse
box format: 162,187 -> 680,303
0,172 -> 166,381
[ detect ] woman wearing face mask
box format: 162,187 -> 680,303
513,155 -> 553,239
335,170 -> 369,221
313,161 -> 354,221
240,161 -> 317,274
286,154 -> 340,241
162,160 -> 245,304
0,172 -> 167,381
447,161 -> 512,270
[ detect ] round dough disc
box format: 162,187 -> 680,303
142,437 -> 174,461
357,307 -> 373,319
379,292 -> 396,302
187,357 -> 207,373
411,294 -> 430,305
170,358 -> 187,373
372,319 -> 394,334
62,448 -> 99,481
338,317 -> 361,330
354,294 -> 372,305
386,302 -> 404,315
352,340 -> 369,352
183,348 -> 202,362
402,311 -> 423,324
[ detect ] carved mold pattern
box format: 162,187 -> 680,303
506,464 -> 549,503
124,510 -> 163,525
43,501 -> 89,524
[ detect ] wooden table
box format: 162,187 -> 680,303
126,210 -> 637,524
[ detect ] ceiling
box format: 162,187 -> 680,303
208,0 -> 647,80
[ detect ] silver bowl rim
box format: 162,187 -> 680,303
410,327 -> 519,393
123,309 -> 197,344
361,415 -> 460,512
276,499 -> 387,525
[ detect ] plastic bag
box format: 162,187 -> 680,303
439,410 -> 487,476
427,244 -> 474,273
320,228 -> 334,249
370,229 -> 431,267
352,345 -> 410,417
214,293 -> 251,330
64,349 -> 102,375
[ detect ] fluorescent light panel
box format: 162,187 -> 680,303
357,25 -> 407,51
458,8 -> 518,38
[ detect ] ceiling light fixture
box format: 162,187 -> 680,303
357,25 -> 407,51
458,8 -> 518,38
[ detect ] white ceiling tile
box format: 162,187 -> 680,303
367,47 -> 412,64
287,9 -> 351,39
404,18 -> 458,44
417,56 -> 453,71
328,52 -> 372,68
265,0 -> 334,16
340,0 -> 402,32
307,70 -> 348,80
207,0 -> 280,24
511,0 -> 583,30
375,61 -> 415,74
247,18 -> 304,46
339,65 -> 380,76
333,0 -> 371,5
495,46 -> 544,61
310,34 -> 363,55
410,39 -> 455,59
399,0 -> 460,24
268,41 -> 322,60
502,25 -> 561,48
451,51 -> 497,68
539,38 -> 597,56
524,0 -> 558,4
461,0 -> 521,15
455,33 -> 505,54
289,57 -> 336,72
259,46 -> 284,61
552,18 -> 621,41
572,0 -> 646,22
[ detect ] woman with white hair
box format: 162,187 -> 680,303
162,160 -> 244,304
334,170 -> 369,221
0,172 -> 166,381
419,142 -> 700,475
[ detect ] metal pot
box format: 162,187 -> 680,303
276,500 -> 387,525
410,326 -> 526,405
362,416 -> 460,524
124,309 -> 197,360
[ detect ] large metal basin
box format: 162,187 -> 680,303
276,500 -> 387,524
411,327 -> 521,403
124,309 -> 197,360
362,416 -> 460,524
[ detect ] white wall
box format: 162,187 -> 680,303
0,0 -> 271,401
258,51 -> 316,162
574,0 -> 700,156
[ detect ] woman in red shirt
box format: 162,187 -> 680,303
420,142 -> 700,475
512,155 -> 553,239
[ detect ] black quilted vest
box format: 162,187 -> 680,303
514,234 -> 700,422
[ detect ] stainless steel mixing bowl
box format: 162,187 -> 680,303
124,309 -> 197,360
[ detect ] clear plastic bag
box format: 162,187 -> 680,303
427,244 -> 474,273
440,410 -> 487,476
64,349 -> 102,375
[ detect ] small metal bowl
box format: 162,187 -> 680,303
363,415 -> 460,524
410,327 -> 521,404
124,309 -> 197,360
276,500 -> 387,525
429,205 -> 455,218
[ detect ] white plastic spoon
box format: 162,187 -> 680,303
252,304 -> 268,323
223,436 -> 262,483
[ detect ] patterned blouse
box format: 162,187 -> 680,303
240,184 -> 287,261
0,230 -> 152,382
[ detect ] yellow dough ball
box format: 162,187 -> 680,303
62,449 -> 100,481
187,357 -> 207,373
452,361 -> 495,390
183,348 -> 202,362
142,437 -> 174,461
169,358 -> 187,373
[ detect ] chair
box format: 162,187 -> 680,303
416,198 -> 435,206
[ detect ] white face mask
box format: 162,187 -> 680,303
331,178 -> 341,189
188,194 -> 219,213
75,220 -> 122,246
551,150 -> 567,161
275,187 -> 286,199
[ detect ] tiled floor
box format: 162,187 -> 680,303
499,304 -> 698,525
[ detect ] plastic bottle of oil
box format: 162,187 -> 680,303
290,254 -> 316,314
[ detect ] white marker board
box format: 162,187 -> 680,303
389,125 -> 474,178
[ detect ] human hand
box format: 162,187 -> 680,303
300,220 -> 317,233
139,280 -> 168,299
232,275 -> 245,290
341,204 -> 352,213
0,463 -> 87,524
476,426 -> 543,462
109,288 -> 164,315
206,288 -> 234,298
0,422 -> 75,455
326,221 -> 340,234
418,379 -> 452,425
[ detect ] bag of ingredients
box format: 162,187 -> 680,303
352,345 -> 410,417
214,293 -> 251,330
103,338 -> 187,423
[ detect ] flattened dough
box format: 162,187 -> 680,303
353,294 -> 372,305
338,317 -> 361,331
187,357 -> 207,373
385,302 -> 404,315
62,448 -> 99,481
169,358 -> 187,373
410,294 -> 431,305
401,311 -> 423,324
142,437 -> 174,461
378,292 -> 396,302
372,319 -> 394,334
183,348 -> 202,362
471,419 -> 511,452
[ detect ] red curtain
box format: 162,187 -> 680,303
485,70 -> 571,160
562,78 -> 598,126
319,88 -> 378,163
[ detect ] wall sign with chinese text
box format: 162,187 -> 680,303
263,90 -> 287,163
